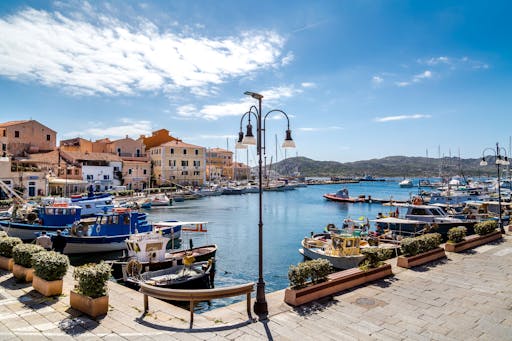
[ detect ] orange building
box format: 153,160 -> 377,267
0,120 -> 56,157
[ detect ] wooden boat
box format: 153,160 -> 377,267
323,188 -> 364,203
126,260 -> 215,289
299,234 -> 366,269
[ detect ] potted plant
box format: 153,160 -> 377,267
446,220 -> 502,252
0,236 -> 22,271
397,233 -> 445,268
32,251 -> 69,296
284,249 -> 394,306
12,244 -> 45,282
70,262 -> 111,318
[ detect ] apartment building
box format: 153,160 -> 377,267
150,140 -> 206,186
206,148 -> 233,180
0,120 -> 56,157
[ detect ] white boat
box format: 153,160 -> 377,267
149,194 -> 172,206
399,179 -> 414,188
299,234 -> 366,269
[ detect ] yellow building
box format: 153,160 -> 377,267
206,148 -> 233,180
150,140 -> 206,187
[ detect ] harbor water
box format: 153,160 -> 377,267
140,180 -> 418,311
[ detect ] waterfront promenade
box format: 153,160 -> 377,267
1,234 -> 511,340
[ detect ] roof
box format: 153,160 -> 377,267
0,120 -> 30,127
61,151 -> 123,162
160,140 -> 205,149
18,150 -> 59,164
209,148 -> 231,153
371,217 -> 425,224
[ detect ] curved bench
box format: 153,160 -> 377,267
139,282 -> 255,328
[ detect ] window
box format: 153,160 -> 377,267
143,169 -> 147,175
193,171 -> 200,176
14,131 -> 20,138
114,166 -> 119,172
195,149 -> 199,155
2,143 -> 6,151
183,149 -> 187,155
46,134 -> 51,141
181,171 -> 188,175
181,160 -> 188,166
136,149 -> 140,157
117,148 -> 121,156
103,175 -> 109,180
128,169 -> 132,175
2,130 -> 5,137
86,174 -> 93,180
170,148 -> 174,154
193,160 -> 201,167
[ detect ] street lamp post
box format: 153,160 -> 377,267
480,142 -> 509,234
236,91 -> 295,319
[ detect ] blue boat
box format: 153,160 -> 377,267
0,203 -> 82,241
60,208 -> 183,254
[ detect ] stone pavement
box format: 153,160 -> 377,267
1,234 -> 511,340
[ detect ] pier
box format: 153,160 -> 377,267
1,233 -> 511,339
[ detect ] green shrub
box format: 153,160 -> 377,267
0,237 -> 23,258
447,226 -> 467,243
33,251 -> 69,281
400,237 -> 419,257
474,220 -> 498,235
73,262 -> 112,298
360,248 -> 395,270
0,231 -> 7,238
288,259 -> 332,289
12,244 -> 45,268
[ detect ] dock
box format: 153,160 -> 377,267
1,233 -> 511,339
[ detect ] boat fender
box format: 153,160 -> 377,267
96,225 -> 101,234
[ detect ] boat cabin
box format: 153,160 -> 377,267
125,232 -> 171,263
38,204 -> 82,226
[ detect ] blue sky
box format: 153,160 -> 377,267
1,1 -> 511,164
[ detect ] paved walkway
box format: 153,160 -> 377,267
1,234 -> 511,340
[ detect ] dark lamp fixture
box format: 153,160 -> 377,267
242,123 -> 256,145
282,129 -> 296,149
480,157 -> 488,166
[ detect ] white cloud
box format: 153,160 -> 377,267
298,126 -> 343,132
301,82 -> 316,88
372,76 -> 383,85
281,51 -> 295,66
420,56 -> 489,70
375,114 -> 432,122
413,70 -> 432,82
395,81 -> 411,87
64,118 -> 152,138
0,8 -> 287,96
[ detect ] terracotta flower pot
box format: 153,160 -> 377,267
12,263 -> 34,282
70,290 -> 109,318
284,264 -> 392,306
397,247 -> 446,268
0,256 -> 13,271
32,274 -> 63,296
445,231 -> 502,253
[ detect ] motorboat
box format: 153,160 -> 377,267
399,179 -> 414,188
323,188 -> 364,203
148,193 -> 172,206
299,233 -> 366,269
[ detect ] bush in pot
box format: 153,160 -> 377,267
32,251 -> 69,296
0,236 -> 22,258
474,220 -> 498,235
12,243 -> 45,282
71,262 -> 112,318
447,226 -> 467,243
287,259 -> 332,289
400,237 -> 419,257
360,248 -> 395,271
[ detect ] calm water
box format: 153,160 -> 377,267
143,180 -> 418,311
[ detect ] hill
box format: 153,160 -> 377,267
272,156 -> 503,178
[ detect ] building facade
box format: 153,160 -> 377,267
150,140 -> 206,186
206,148 -> 233,180
0,120 -> 56,157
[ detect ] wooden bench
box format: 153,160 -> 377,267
139,282 -> 255,328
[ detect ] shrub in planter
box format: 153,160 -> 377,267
12,244 -> 45,268
400,238 -> 419,257
474,220 -> 498,236
73,262 -> 112,298
288,259 -> 332,289
0,237 -> 23,258
33,251 -> 69,281
309,259 -> 331,284
447,226 -> 467,243
288,264 -> 308,289
360,248 -> 395,271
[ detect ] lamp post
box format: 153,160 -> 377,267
236,91 -> 295,319
480,142 -> 509,234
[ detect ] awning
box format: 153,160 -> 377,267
48,178 -> 88,185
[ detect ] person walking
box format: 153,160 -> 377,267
51,230 -> 67,254
36,231 -> 52,251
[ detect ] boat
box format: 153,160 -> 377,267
126,259 -> 215,289
323,188 -> 364,203
148,193 -> 172,206
109,229 -> 217,280
0,202 -> 82,241
222,186 -> 245,195
300,233 -> 366,269
399,179 -> 414,188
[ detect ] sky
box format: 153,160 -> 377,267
1,0 -> 512,165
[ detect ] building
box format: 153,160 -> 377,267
0,120 -> 56,157
233,161 -> 251,181
206,148 -> 233,180
150,140 -> 206,187
138,129 -> 180,150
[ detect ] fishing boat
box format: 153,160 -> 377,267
299,233 -> 366,269
126,259 -> 215,289
109,229 -> 217,280
0,201 -> 82,241
323,188 -> 364,203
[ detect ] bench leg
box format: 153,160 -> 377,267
143,294 -> 148,313
247,292 -> 253,321
189,300 -> 194,328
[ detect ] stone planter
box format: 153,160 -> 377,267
284,264 -> 392,306
32,274 -> 63,297
397,247 -> 446,269
0,256 -> 13,271
70,290 -> 109,318
445,230 -> 502,253
12,264 -> 34,282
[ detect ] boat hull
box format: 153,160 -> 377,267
0,221 -> 65,241
323,194 -> 363,203
299,242 -> 365,270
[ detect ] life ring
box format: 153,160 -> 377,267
96,225 -> 101,234
126,259 -> 142,277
